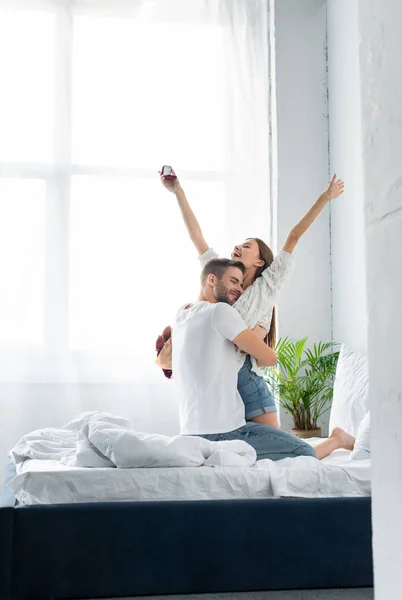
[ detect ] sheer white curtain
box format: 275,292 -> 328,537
0,0 -> 273,471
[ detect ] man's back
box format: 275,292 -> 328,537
173,301 -> 247,435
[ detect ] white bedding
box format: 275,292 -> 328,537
9,411 -> 256,469
8,441 -> 371,505
7,412 -> 371,505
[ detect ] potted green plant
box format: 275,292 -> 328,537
262,337 -> 339,438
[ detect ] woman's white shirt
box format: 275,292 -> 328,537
198,247 -> 294,374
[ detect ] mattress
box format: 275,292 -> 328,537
8,439 -> 371,505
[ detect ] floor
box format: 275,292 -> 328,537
100,590 -> 374,600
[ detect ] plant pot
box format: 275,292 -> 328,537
291,427 -> 321,439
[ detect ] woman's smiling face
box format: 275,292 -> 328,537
231,238 -> 263,270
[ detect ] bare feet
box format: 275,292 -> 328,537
329,427 -> 356,451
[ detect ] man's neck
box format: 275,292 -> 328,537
198,291 -> 217,303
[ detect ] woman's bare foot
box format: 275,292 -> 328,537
329,427 -> 355,451
314,428 -> 356,459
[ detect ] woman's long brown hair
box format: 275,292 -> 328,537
249,237 -> 276,349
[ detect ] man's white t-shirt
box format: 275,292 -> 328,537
173,301 -> 248,435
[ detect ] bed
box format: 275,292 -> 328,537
1,496 -> 372,600
0,344 -> 373,599
9,442 -> 370,505
0,445 -> 373,599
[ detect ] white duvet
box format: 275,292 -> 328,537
9,411 -> 256,470
7,412 -> 371,505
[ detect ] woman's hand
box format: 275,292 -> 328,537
159,168 -> 182,195
159,166 -> 209,255
324,174 -> 345,201
282,174 -> 345,254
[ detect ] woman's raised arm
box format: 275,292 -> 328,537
160,168 -> 209,255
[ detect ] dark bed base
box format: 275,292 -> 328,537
0,497 -> 373,600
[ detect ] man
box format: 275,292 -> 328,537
173,258 -> 356,461
172,258 -> 318,460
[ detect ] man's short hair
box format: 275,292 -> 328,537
200,258 -> 246,285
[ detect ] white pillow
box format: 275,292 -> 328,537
329,344 -> 369,436
351,411 -> 371,460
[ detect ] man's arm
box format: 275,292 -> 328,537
233,329 -> 277,367
160,169 -> 209,255
251,324 -> 267,341
212,303 -> 277,368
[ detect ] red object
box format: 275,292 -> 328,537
156,326 -> 172,379
161,165 -> 177,181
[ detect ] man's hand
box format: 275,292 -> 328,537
324,174 -> 345,201
159,168 -> 182,194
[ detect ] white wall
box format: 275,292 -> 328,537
358,1 -> 402,597
275,0 -> 332,433
327,0 -> 368,354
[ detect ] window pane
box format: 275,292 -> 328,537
0,8 -> 55,163
69,175 -> 226,361
72,16 -> 225,171
0,179 -> 46,345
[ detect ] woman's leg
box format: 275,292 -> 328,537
238,356 -> 279,428
251,412 -> 280,428
225,422 -> 317,461
201,424 -> 355,462
314,427 -> 356,460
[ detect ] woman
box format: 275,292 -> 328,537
160,168 -> 344,429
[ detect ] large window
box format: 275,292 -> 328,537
0,0 -> 272,381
